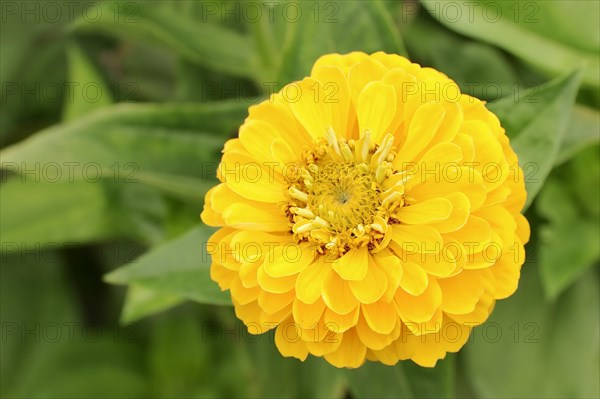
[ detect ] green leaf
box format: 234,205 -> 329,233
106,226 -> 232,311
556,105 -> 600,165
464,263 -> 599,398
274,0 -> 407,84
567,145 -> 600,217
121,284 -> 185,324
487,69 -> 582,209
403,10 -> 541,101
71,1 -> 259,80
0,177 -> 167,248
536,148 -> 600,299
63,44 -> 112,121
1,178 -> 107,247
347,362 -> 413,398
421,1 -> 599,87
1,101 -> 248,199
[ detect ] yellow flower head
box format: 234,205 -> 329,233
201,52 -> 530,368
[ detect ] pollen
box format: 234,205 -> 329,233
287,130 -> 403,256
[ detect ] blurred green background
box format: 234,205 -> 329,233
1,1 -> 599,398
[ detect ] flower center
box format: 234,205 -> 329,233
286,129 -> 406,257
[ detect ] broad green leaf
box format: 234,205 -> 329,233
487,69 -> 582,209
556,105 -> 600,165
1,101 -> 249,199
464,264 -> 599,398
63,44 -> 112,121
71,1 -> 259,80
421,1 -> 599,87
567,145 -> 600,217
0,178 -> 111,247
403,10 -> 543,101
536,177 -> 600,299
105,226 -> 232,308
121,284 -> 186,324
0,177 -> 166,248
0,23 -> 66,146
274,0 -> 407,83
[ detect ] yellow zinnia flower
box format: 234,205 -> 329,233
201,52 -> 530,368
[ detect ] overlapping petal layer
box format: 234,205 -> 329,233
202,52 -> 529,368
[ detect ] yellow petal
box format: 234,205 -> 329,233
490,251 -> 522,299
356,81 -> 397,143
229,277 -> 260,305
397,102 -> 445,162
381,68 -> 418,138
332,247 -> 369,281
305,329 -> 343,355
222,203 -> 289,232
409,316 -> 472,367
233,299 -> 263,327
263,243 -> 316,278
239,119 -> 282,162
311,65 -> 355,138
293,297 -> 326,329
445,215 -> 492,253
396,197 -> 452,224
404,250 -> 457,278
395,278 -> 442,323
222,151 -> 286,203
437,270 -> 484,314
407,166 -> 487,212
239,261 -> 260,288
398,261 -> 428,296
348,58 -> 388,105
429,192 -> 471,233
258,290 -> 295,315
390,224 -> 443,254
324,306 -> 360,333
295,260 -> 329,304
275,319 -> 309,361
371,52 -> 414,70
210,262 -> 236,291
322,269 -> 360,314
373,249 -> 403,302
355,312 -> 399,350
247,94 -> 313,148
311,51 -> 369,76
288,77 -> 333,140
201,185 -> 226,226
348,255 -> 388,304
361,300 -> 398,334
256,266 -> 296,294
323,328 -> 367,368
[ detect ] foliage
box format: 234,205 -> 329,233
1,1 -> 598,398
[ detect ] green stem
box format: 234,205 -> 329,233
442,354 -> 456,399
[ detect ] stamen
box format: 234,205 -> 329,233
355,130 -> 371,162
340,143 -> 354,161
291,207 -> 315,219
326,127 -> 342,157
376,163 -> 389,185
286,133 -> 408,257
373,134 -> 395,165
289,187 -> 309,202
